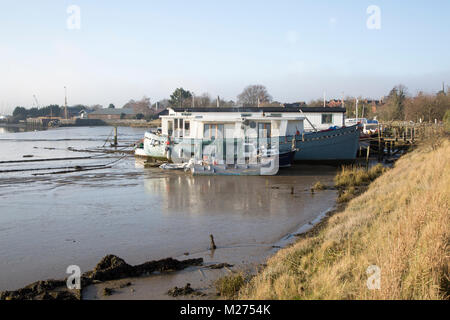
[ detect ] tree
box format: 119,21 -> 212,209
237,85 -> 272,107
108,104 -> 115,109
12,107 -> 27,120
89,104 -> 103,111
195,93 -> 212,108
169,88 -> 192,107
123,97 -> 152,116
387,85 -> 407,121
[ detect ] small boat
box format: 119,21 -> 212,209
134,131 -> 169,161
191,156 -> 279,176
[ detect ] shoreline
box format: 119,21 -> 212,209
0,192 -> 338,300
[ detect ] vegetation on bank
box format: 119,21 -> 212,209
240,138 -> 449,300
215,273 -> 247,299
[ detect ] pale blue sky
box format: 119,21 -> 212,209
0,0 -> 449,113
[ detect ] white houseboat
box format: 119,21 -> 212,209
136,107 -> 360,170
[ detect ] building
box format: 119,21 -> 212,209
87,108 -> 136,120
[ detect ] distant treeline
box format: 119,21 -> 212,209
8,84 -> 450,124
309,85 -> 450,123
11,105 -> 91,121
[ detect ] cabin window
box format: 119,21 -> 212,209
168,121 -> 173,136
258,123 -> 271,138
174,119 -> 184,138
322,114 -> 333,124
184,121 -> 190,137
204,124 -> 224,140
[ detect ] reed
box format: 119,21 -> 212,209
215,273 -> 246,299
240,138 -> 450,300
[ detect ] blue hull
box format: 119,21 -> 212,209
294,125 -> 360,161
279,151 -> 296,167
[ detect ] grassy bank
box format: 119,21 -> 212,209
240,138 -> 449,300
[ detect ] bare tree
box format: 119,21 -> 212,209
237,85 -> 272,107
123,96 -> 152,116
195,93 -> 212,108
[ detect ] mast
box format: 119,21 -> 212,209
64,86 -> 68,119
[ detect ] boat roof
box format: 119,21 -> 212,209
169,107 -> 346,113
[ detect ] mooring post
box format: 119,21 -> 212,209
209,234 -> 217,250
366,145 -> 370,169
114,126 -> 118,147
378,125 -> 382,161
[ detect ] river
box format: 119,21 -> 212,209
0,126 -> 337,292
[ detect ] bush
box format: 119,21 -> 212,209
311,181 -> 326,191
215,273 -> 246,299
444,109 -> 450,133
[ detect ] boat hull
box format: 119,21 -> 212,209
279,150 -> 296,167
294,125 -> 360,161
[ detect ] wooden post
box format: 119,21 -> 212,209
366,145 -> 370,168
209,234 -> 217,250
378,125 -> 382,161
114,127 -> 118,147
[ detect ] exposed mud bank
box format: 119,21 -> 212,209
0,255 -> 203,300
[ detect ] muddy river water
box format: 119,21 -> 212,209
0,126 -> 338,293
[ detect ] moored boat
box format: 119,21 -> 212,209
137,107 -> 361,173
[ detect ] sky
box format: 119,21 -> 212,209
0,0 -> 449,114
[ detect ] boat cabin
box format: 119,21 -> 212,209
160,107 -> 306,141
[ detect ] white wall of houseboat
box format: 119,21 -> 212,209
302,112 -> 345,132
161,109 -> 306,139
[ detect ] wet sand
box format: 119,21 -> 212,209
0,127 -> 338,295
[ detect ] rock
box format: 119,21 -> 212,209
87,255 -> 134,282
1,255 -> 203,300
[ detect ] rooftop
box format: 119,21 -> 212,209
89,108 -> 136,115
170,106 -> 346,113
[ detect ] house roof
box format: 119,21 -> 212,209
170,106 -> 346,113
89,108 -> 136,115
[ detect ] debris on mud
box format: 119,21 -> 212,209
208,263 -> 234,270
0,255 -> 203,300
103,287 -> 114,296
167,283 -> 205,297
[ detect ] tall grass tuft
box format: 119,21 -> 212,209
215,273 -> 246,299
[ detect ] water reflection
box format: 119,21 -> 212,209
0,126 -> 47,134
143,167 -> 337,218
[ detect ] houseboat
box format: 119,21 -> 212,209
136,107 -> 360,171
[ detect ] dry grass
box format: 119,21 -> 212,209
241,138 -> 450,300
311,181 -> 326,192
335,164 -> 387,203
215,273 -> 246,299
